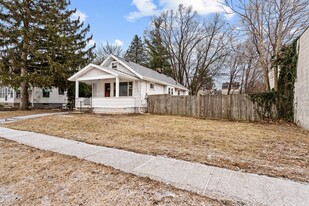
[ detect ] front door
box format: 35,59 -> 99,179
105,83 -> 110,97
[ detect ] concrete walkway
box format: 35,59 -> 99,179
0,112 -> 68,124
0,127 -> 308,206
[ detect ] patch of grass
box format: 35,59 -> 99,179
5,114 -> 309,182
0,139 -> 229,205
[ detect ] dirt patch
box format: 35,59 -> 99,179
5,114 -> 309,183
0,139 -> 234,206
0,110 -> 62,119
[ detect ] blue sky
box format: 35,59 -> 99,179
70,0 -> 233,50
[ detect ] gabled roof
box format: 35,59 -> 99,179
102,55 -> 188,91
68,63 -> 119,81
101,55 -> 143,79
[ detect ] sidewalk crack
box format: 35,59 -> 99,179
203,167 -> 215,195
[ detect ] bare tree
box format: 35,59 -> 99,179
224,38 -> 264,94
225,0 -> 309,91
154,5 -> 231,94
93,41 -> 124,64
239,41 -> 264,93
223,39 -> 243,94
191,14 -> 232,94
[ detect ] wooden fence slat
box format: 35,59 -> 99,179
147,94 -> 276,122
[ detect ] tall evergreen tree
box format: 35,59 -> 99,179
0,0 -> 94,110
145,18 -> 172,76
124,35 -> 148,66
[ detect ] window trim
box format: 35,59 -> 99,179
113,81 -> 133,97
42,88 -> 50,98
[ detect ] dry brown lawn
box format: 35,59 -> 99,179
0,139 -> 232,206
5,114 -> 309,183
0,109 -> 61,119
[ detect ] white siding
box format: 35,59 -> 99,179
146,82 -> 165,95
92,97 -> 135,108
82,68 -> 110,79
0,97 -> 15,104
294,29 -> 309,130
0,86 -> 67,106
108,61 -> 136,76
94,80 -> 107,97
32,87 -> 67,104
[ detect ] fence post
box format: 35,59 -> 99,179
197,94 -> 200,117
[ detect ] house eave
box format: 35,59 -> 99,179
143,77 -> 188,91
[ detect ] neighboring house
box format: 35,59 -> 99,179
198,82 -> 215,95
0,86 -> 68,108
221,82 -> 240,95
294,27 -> 309,130
68,55 -> 189,113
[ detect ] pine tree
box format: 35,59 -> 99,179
124,35 -> 148,66
0,0 -> 94,110
145,18 -> 172,76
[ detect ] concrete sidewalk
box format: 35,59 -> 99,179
0,127 -> 308,206
0,112 -> 68,124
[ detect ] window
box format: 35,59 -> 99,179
168,87 -> 174,95
150,83 -> 154,89
16,90 -> 21,98
111,62 -> 117,69
0,88 -> 3,98
58,88 -> 65,95
0,88 -> 14,98
8,88 -> 13,98
42,88 -> 50,98
114,82 -> 133,96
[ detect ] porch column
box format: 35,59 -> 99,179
115,77 -> 119,97
75,81 -> 79,98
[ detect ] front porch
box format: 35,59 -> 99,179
71,64 -> 142,113
76,96 -> 139,113
75,77 -> 139,113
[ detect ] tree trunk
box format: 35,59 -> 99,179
260,58 -> 270,91
20,79 -> 28,110
20,31 -> 29,110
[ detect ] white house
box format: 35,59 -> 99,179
294,27 -> 309,130
221,82 -> 241,95
0,86 -> 68,108
68,55 -> 189,113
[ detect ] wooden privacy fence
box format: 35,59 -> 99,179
147,94 -> 277,122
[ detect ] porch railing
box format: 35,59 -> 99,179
79,97 -> 92,113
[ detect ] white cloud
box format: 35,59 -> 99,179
72,10 -> 87,22
114,39 -> 124,47
126,0 -> 160,22
127,0 -> 234,21
160,0 -> 230,15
